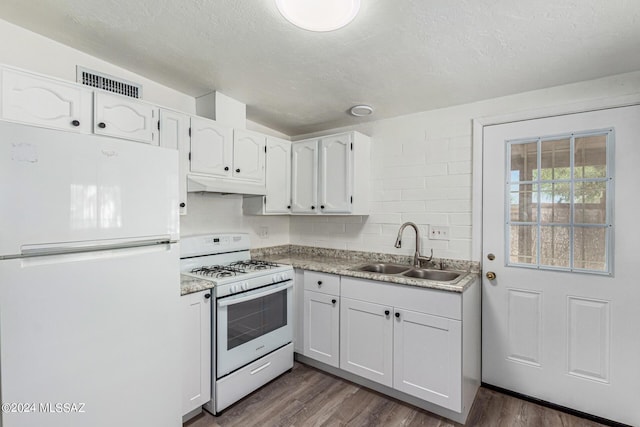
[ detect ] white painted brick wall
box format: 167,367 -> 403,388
289,71 -> 640,261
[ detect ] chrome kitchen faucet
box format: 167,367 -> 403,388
394,222 -> 433,268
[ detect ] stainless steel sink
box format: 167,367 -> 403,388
352,263 -> 462,283
402,269 -> 460,281
355,263 -> 411,274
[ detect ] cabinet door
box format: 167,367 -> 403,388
393,308 -> 462,411
293,269 -> 304,353
291,140 -> 318,213
265,137 -> 292,213
181,290 -> 212,416
303,290 -> 339,367
233,129 -> 266,183
340,297 -> 393,387
319,134 -> 352,213
159,109 -> 190,215
190,116 -> 233,177
1,68 -> 92,133
94,92 -> 158,144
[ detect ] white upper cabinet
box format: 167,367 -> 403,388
232,129 -> 265,183
291,132 -> 370,215
1,68 -> 92,134
319,134 -> 352,213
159,109 -> 190,215
291,140 -> 318,213
265,137 -> 291,213
94,92 -> 159,144
242,136 -> 291,214
190,116 -> 233,177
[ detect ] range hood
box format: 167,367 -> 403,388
187,174 -> 266,196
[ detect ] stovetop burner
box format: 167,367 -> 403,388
229,260 -> 280,271
190,265 -> 247,278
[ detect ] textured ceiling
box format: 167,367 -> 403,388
1,0 -> 639,135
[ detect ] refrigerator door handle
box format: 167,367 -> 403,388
16,236 -> 175,258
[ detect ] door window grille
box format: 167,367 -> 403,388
506,129 -> 613,274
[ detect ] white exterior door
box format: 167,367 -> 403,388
303,290 -> 339,367
340,297 -> 393,387
233,129 -> 265,182
265,137 -> 292,213
94,92 -> 158,144
319,134 -> 352,213
159,109 -> 190,215
482,105 -> 640,426
190,116 -> 233,177
0,68 -> 92,134
291,140 -> 318,213
181,290 -> 211,416
393,308 -> 461,411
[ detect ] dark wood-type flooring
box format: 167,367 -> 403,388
185,362 -> 607,427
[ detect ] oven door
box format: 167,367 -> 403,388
216,280 -> 293,377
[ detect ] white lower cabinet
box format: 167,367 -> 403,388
303,290 -> 340,367
340,297 -> 393,387
298,271 -> 480,424
293,269 -> 304,353
181,290 -> 211,417
393,308 -> 462,411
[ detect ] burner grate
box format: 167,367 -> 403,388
191,265 -> 247,278
229,260 -> 279,271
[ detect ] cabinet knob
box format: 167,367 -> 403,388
311,206 -> 315,210
98,122 -> 106,129
287,205 -> 291,209
236,168 -> 240,173
71,120 -> 80,127
317,281 -> 322,286
204,293 -> 211,299
395,312 -> 400,318
224,166 -> 229,171
179,202 -> 186,208
321,205 -> 325,209
384,310 -> 390,316
331,299 -> 337,305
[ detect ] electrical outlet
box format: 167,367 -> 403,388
258,226 -> 269,239
429,225 -> 449,241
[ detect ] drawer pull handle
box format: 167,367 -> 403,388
384,310 -> 390,316
250,362 -> 271,375
317,281 -> 322,286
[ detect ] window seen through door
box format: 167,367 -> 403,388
506,129 -> 613,274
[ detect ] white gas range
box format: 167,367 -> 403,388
180,233 -> 294,414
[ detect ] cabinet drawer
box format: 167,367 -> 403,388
304,271 -> 340,295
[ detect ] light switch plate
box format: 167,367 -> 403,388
429,225 -> 449,240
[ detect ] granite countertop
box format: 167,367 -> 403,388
180,275 -> 214,296
253,252 -> 478,293
180,245 -> 480,296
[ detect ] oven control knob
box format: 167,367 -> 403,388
242,282 -> 249,290
230,285 -> 237,293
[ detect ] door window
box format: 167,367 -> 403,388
506,129 -> 613,274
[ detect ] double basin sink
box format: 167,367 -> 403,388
351,263 -> 462,283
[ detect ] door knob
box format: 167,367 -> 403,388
486,271 -> 497,280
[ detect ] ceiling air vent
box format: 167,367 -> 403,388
76,66 -> 142,99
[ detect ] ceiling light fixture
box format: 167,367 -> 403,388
275,0 -> 361,32
349,105 -> 374,117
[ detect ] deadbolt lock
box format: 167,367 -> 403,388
486,271 -> 496,280
487,253 -> 495,261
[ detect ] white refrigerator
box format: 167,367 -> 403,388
0,121 -> 182,427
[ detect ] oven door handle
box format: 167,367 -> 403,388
217,281 -> 293,307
